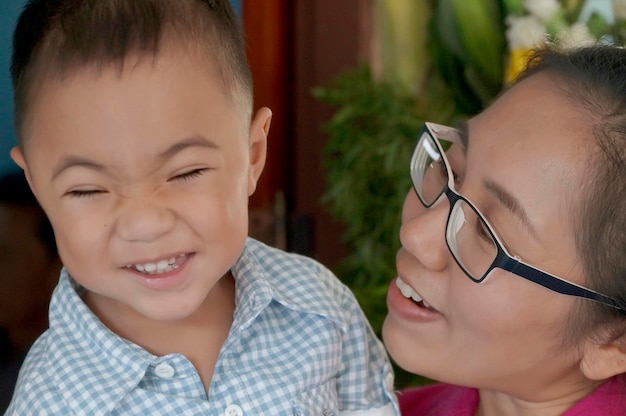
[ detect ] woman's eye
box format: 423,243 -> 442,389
170,168 -> 208,182
435,159 -> 461,185
436,160 -> 447,179
451,169 -> 461,185
476,219 -> 492,242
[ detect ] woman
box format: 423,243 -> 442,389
383,45 -> 626,415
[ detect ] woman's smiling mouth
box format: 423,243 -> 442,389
396,277 -> 435,309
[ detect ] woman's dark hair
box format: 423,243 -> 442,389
519,45 -> 626,340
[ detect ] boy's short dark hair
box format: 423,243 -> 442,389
11,0 -> 253,144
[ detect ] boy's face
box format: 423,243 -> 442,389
11,46 -> 269,323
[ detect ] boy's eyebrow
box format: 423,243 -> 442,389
51,136 -> 220,180
158,136 -> 220,161
52,157 -> 105,180
483,179 -> 538,239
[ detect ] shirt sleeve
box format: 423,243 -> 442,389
319,267 -> 399,415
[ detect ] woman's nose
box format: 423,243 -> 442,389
115,196 -> 176,242
399,189 -> 450,272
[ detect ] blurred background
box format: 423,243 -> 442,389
1,0 -> 625,397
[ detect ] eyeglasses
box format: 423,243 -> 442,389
410,122 -> 625,313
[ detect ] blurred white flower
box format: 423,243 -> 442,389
615,0 -> 626,20
557,22 -> 597,49
505,0 -> 625,83
506,15 -> 547,48
578,0 -> 615,25
524,0 -> 561,23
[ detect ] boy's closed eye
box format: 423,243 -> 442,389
168,168 -> 210,183
66,188 -> 107,198
64,166 -> 212,196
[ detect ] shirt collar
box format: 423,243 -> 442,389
232,238 -> 348,332
47,270 -> 155,413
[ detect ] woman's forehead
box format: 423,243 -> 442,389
468,74 -> 591,155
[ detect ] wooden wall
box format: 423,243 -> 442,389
243,0 -> 372,270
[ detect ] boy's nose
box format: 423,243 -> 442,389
399,190 -> 450,272
115,197 -> 176,242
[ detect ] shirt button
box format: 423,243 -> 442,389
154,363 -> 175,379
224,404 -> 243,416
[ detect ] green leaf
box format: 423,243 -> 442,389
587,13 -> 609,39
502,0 -> 524,16
450,0 -> 505,87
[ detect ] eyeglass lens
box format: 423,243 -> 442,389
411,131 -> 498,282
448,201 -> 498,281
410,132 -> 448,206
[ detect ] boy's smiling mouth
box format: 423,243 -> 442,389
125,253 -> 189,275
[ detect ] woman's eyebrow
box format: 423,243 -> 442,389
483,179 -> 538,239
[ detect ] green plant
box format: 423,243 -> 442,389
314,66 -> 417,287
314,0 -> 507,389
429,0 -> 506,113
314,0 -> 506,287
313,65 -> 455,388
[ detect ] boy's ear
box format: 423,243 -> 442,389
10,146 -> 27,171
247,106 -> 271,196
580,334 -> 626,380
10,145 -> 36,193
10,146 -> 34,187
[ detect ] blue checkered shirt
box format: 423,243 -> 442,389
6,238 -> 398,415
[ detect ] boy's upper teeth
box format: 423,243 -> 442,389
396,277 -> 425,303
129,255 -> 182,274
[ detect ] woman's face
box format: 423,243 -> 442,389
383,73 -> 597,400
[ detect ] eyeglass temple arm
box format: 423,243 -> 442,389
501,258 -> 625,313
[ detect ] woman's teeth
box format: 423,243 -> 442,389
396,277 -> 432,308
128,254 -> 186,275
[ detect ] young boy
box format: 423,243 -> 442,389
6,0 -> 398,414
